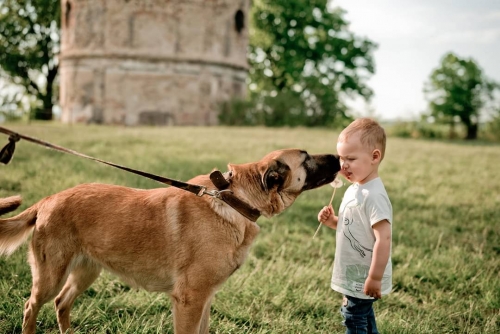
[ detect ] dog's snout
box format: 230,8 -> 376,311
303,154 -> 341,190
311,154 -> 341,172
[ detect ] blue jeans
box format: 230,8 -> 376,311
340,295 -> 379,334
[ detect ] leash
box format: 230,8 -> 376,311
0,126 -> 260,222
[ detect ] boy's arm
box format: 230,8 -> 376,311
317,205 -> 338,230
364,219 -> 391,298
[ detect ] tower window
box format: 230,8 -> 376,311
65,1 -> 72,27
235,10 -> 244,34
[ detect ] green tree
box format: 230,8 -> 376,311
248,0 -> 376,126
0,0 -> 60,120
424,52 -> 498,140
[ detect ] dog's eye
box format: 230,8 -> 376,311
297,178 -> 301,182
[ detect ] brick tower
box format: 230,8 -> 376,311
59,0 -> 249,125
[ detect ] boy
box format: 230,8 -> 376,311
318,118 -> 392,334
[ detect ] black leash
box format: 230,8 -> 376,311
0,126 -> 261,222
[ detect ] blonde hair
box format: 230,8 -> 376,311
338,118 -> 386,160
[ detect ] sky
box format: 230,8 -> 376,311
331,0 -> 500,121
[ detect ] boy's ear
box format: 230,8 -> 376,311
372,149 -> 382,163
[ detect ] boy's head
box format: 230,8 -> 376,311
337,118 -> 386,184
338,118 -> 386,160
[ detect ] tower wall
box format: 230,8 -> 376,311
59,0 -> 249,125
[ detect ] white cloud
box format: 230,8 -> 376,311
431,28 -> 500,45
485,11 -> 500,20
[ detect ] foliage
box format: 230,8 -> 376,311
424,52 -> 499,140
482,113 -> 500,142
0,0 -> 60,120
0,124 -> 499,333
248,0 -> 376,127
387,117 -> 500,142
218,98 -> 260,126
0,81 -> 24,121
219,93 -> 306,127
387,120 -> 449,140
259,92 -> 306,127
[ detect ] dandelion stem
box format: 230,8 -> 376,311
313,187 -> 338,239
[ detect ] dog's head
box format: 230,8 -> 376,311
227,149 -> 340,218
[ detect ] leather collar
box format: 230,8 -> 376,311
209,171 -> 261,222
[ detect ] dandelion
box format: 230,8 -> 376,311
313,177 -> 344,239
327,178 -> 344,207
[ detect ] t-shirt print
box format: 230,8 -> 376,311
341,197 -> 373,259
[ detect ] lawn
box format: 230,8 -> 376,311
0,123 -> 499,333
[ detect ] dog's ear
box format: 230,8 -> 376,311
262,169 -> 282,193
261,160 -> 289,193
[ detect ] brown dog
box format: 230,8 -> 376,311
0,149 -> 340,334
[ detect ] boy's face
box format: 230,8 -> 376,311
336,132 -> 380,185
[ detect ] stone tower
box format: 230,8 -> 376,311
59,0 -> 249,126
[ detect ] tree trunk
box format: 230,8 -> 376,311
460,113 -> 478,140
34,98 -> 53,120
33,65 -> 57,121
465,123 -> 478,140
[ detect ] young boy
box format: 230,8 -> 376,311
318,118 -> 392,334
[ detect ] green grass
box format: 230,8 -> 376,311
0,123 -> 499,333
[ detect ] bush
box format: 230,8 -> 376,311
218,93 -> 309,127
218,98 -> 260,126
260,92 -> 306,127
218,92 -> 347,128
388,121 -> 451,139
481,116 -> 500,141
0,110 -> 24,122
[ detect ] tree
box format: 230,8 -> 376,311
0,0 -> 60,120
424,52 -> 498,140
248,0 -> 376,126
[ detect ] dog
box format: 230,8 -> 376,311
0,149 -> 340,334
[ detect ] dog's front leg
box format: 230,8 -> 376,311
171,286 -> 214,334
198,295 -> 213,334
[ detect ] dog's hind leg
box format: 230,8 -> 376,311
54,257 -> 102,334
22,248 -> 72,334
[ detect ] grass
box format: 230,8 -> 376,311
0,123 -> 499,333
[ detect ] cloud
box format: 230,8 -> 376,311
485,11 -> 500,20
333,0 -> 434,40
430,28 -> 500,45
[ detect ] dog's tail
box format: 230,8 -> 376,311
0,196 -> 37,256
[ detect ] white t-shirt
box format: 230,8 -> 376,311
331,177 -> 393,299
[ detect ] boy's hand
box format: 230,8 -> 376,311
364,276 -> 382,299
318,205 -> 333,222
317,205 -> 337,229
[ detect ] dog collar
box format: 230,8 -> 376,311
209,171 -> 261,222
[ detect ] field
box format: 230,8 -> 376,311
0,123 -> 498,333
